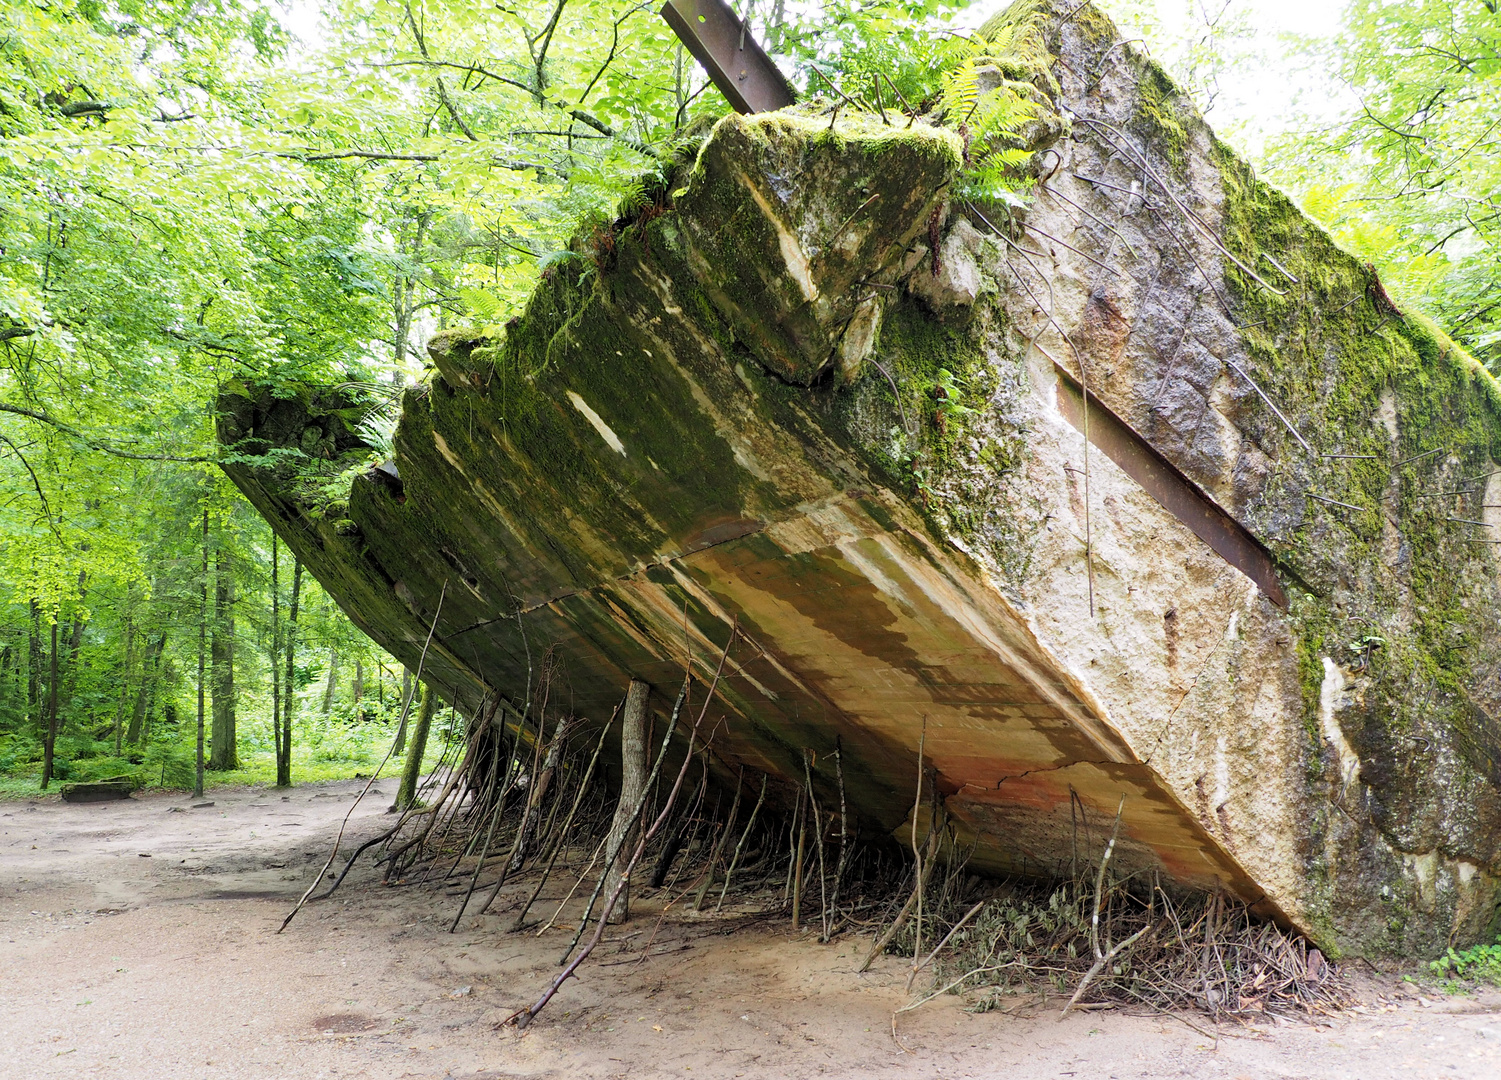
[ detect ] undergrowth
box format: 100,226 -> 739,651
0,704 -> 454,798
1430,936 -> 1501,991
920,878 -> 1345,1020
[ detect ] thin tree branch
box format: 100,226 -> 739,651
279,581 -> 449,933
0,403 -> 213,463
0,433 -> 64,542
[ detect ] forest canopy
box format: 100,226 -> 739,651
2,0 -> 1499,793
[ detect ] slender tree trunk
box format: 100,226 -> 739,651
271,534 -> 282,782
394,667 -> 413,753
210,549 -> 237,770
195,508 -> 207,798
59,570 -> 88,720
127,633 -> 165,745
41,620 -> 59,789
321,648 -> 338,716
603,679 -> 651,923
27,600 -> 41,730
115,620 -> 136,756
352,659 -> 363,706
394,682 -> 436,811
0,643 -> 13,718
278,558 -> 302,788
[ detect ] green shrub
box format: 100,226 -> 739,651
1431,937 -> 1501,987
141,740 -> 197,789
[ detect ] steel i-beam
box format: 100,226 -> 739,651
660,0 -> 795,114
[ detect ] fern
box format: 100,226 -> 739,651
458,286 -> 507,322
614,177 -> 649,218
938,16 -> 1052,203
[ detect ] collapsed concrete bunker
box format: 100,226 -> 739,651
220,0 -> 1501,957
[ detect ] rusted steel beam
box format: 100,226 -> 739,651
1055,365 -> 1288,609
660,0 -> 795,115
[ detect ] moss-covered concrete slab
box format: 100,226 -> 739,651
220,1 -> 1501,956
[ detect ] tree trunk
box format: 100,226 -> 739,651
394,667 -> 413,753
127,633 -> 165,745
0,643 -> 13,718
27,600 -> 41,730
59,570 -> 89,719
270,535 -> 281,776
115,621 -> 136,756
394,682 -> 436,811
41,620 -> 59,789
352,659 -> 363,705
209,549 -> 237,770
278,557 -> 302,788
194,508 -> 207,798
321,648 -> 338,716
603,679 -> 650,923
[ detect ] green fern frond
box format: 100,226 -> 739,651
940,58 -> 983,121
615,178 -> 649,218
458,286 -> 507,321
537,248 -> 580,271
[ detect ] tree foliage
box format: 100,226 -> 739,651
1266,0 -> 1501,370
0,0 -> 1012,788
9,0 -> 1492,788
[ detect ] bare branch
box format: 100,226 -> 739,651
0,402 -> 213,463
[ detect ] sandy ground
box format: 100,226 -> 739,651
2,779 -> 1498,1080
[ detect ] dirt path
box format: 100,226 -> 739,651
2,780 -> 1497,1080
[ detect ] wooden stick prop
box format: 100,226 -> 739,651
279,582 -> 446,933
509,710 -> 617,932
510,622 -> 737,1029
317,711 -> 474,898
412,730 -> 484,885
476,715 -> 578,917
395,703 -> 494,882
537,836 -> 607,936
524,717 -> 583,866
694,766 -> 742,909
387,697 -> 491,874
449,700 -> 535,929
448,745 -> 525,931
802,750 -> 829,938
714,773 -> 767,913
653,750 -> 708,889
822,738 -> 850,942
557,675 -> 691,963
906,899 -> 986,994
522,713 -> 708,1024
910,721 -> 928,971
1059,796 -> 1150,1019
780,787 -> 802,906
860,720 -> 932,973
791,783 -> 808,929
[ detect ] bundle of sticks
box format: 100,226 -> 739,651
906,804 -> 1349,1024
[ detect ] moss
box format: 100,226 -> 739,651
1210,128 -> 1501,954
1131,59 -> 1190,171
821,275 -> 1046,588
420,264 -> 771,574
670,110 -> 962,386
